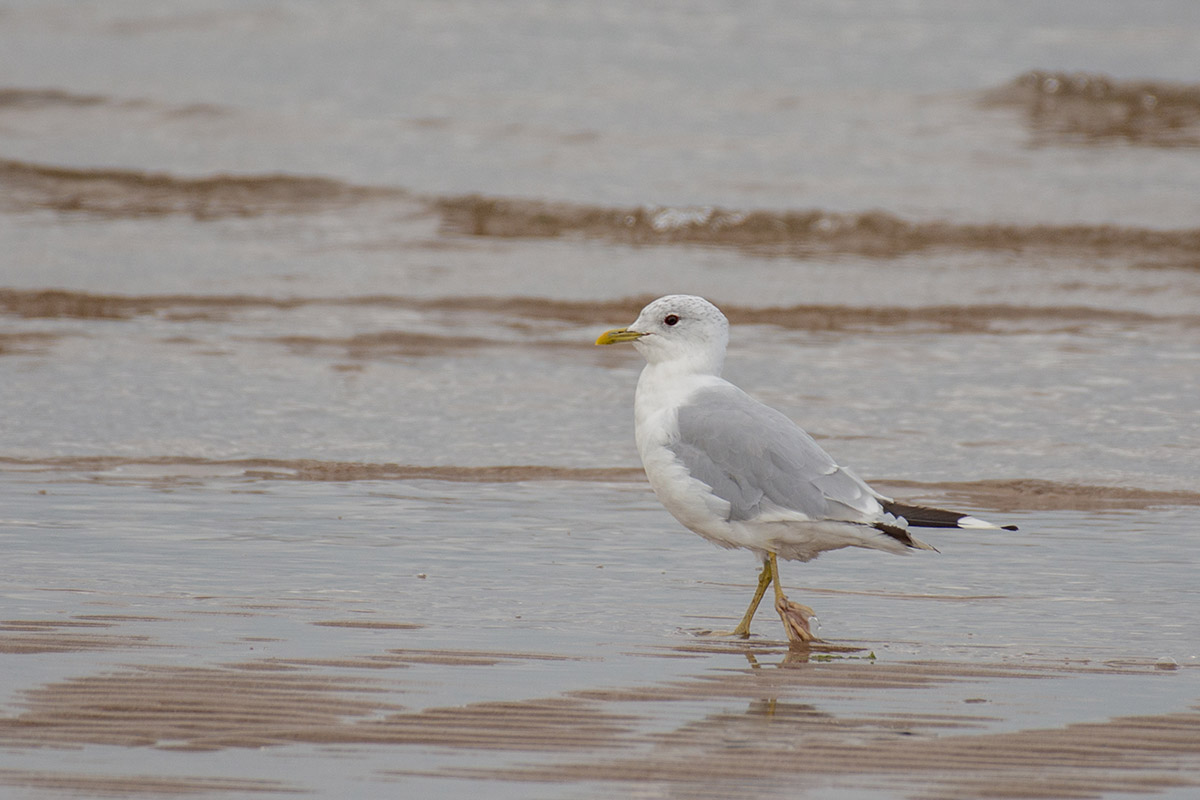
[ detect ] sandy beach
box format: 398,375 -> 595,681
2,2 -> 1199,797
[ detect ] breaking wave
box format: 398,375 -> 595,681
0,159 -> 401,218
983,70 -> 1200,148
435,194 -> 1200,262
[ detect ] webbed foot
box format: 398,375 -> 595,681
774,593 -> 819,643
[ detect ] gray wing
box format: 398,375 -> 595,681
671,385 -> 882,524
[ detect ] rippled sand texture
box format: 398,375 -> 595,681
1,606 -> 1197,799
3,2 -> 1200,799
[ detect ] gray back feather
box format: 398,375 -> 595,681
671,386 -> 876,523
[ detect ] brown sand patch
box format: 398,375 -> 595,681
0,666 -> 398,750
881,478 -> 1200,512
0,633 -> 159,655
72,614 -> 174,623
236,460 -> 643,484
350,698 -> 632,750
269,647 -> 585,671
378,648 -> 583,667
0,455 -> 644,485
0,769 -> 301,796
737,302 -> 1196,335
0,288 -> 452,321
0,661 -> 628,753
2,619 -> 115,629
0,618 -> 162,654
311,620 -> 425,631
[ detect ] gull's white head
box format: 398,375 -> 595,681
595,294 -> 729,374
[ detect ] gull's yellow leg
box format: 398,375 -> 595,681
721,560 -> 773,637
770,553 -> 819,643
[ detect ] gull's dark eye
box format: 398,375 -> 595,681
663,314 -> 680,326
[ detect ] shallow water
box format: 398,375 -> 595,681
2,473 -> 1198,798
2,2 -> 1200,798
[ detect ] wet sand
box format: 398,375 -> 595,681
2,468 -> 1198,799
1,609 -> 1197,798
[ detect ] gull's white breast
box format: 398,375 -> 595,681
634,369 -> 760,550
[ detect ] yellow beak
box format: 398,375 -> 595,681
595,327 -> 645,346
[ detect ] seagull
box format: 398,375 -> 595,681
596,294 -> 1017,644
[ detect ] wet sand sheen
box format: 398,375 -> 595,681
445,700 -> 1200,800
3,487 -> 1194,800
0,635 -> 1195,798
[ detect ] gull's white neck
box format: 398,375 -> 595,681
633,355 -> 726,434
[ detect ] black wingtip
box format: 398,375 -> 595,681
882,500 -> 1020,532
